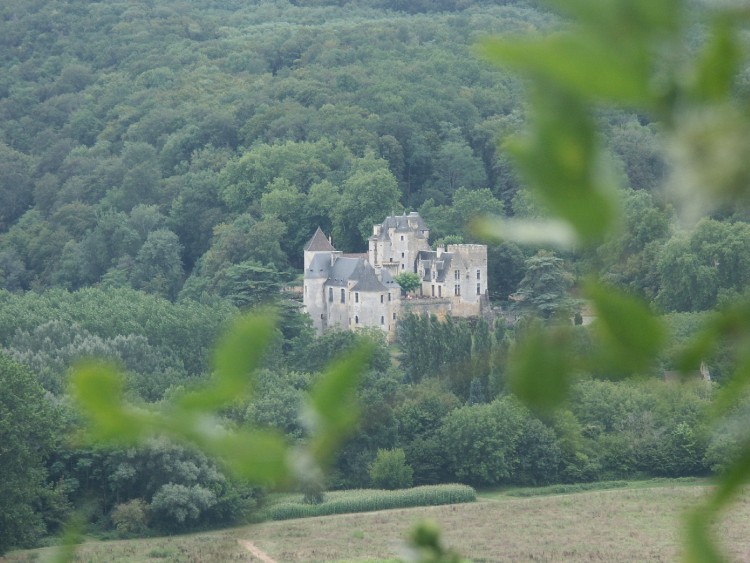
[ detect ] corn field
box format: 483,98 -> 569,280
260,484 -> 476,521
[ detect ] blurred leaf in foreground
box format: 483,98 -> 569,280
480,1 -> 750,560
585,280 -> 665,376
508,322 -> 576,412
70,310 -> 371,489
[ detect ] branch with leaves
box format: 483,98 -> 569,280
477,0 -> 750,560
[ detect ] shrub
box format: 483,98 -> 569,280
301,479 -> 326,505
111,499 -> 149,536
149,484 -> 216,532
369,448 -> 413,490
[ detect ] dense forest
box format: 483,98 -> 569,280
1,0 -> 749,553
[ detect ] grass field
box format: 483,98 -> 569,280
5,481 -> 750,562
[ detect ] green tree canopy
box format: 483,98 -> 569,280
0,353 -> 58,555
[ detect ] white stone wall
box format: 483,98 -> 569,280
351,290 -> 388,336
304,218 -> 485,342
303,277 -> 328,333
447,244 -> 488,317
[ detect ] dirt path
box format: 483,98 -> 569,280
238,539 -> 277,563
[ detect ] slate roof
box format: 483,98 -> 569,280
305,227 -> 336,252
326,256 -> 362,287
380,268 -> 400,288
305,252 -> 332,279
371,212 -> 429,240
418,250 -> 453,282
351,261 -> 388,292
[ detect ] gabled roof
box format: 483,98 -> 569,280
326,256 -> 362,287
351,261 -> 388,293
305,227 -> 336,252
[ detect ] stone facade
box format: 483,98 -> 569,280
303,212 -> 488,341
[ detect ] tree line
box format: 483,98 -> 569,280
0,287 -> 738,552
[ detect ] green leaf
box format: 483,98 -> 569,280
709,353 -> 750,420
210,429 -> 289,485
542,0 -> 682,38
179,312 -> 276,411
306,342 -> 373,463
684,440 -> 750,563
502,84 -> 620,243
508,324 -> 574,412
691,16 -> 743,103
69,361 -> 147,444
586,281 -> 665,375
473,217 -> 578,249
478,36 -> 652,106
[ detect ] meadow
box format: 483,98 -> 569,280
5,480 -> 750,562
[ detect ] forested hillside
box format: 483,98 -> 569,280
0,0 -> 672,303
2,0 -> 750,555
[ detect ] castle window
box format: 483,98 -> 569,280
380,294 -> 384,303
393,312 -> 396,320
401,264 -> 405,269
341,288 -> 345,303
431,285 -> 435,297
455,284 -> 461,296
438,286 -> 442,297
400,235 -> 404,241
381,316 -> 384,325
477,269 -> 481,280
477,283 -> 481,295
355,315 -> 359,324
454,270 -> 460,280
355,292 -> 359,303
329,287 -> 333,302
388,292 -> 391,301
401,252 -> 405,258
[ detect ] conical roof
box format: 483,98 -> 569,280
304,227 -> 336,252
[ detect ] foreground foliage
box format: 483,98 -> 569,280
479,0 -> 750,560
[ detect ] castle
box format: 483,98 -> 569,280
303,212 -> 488,341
